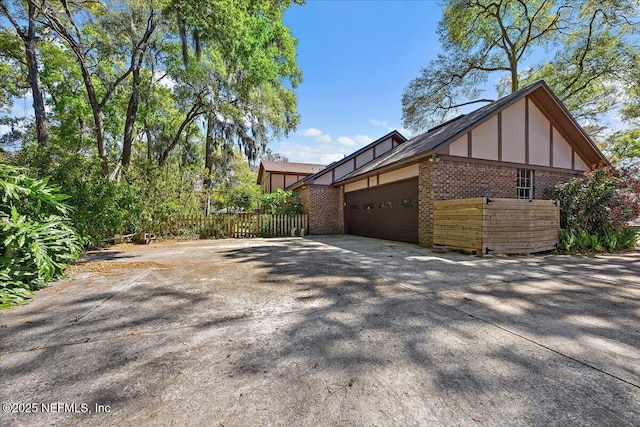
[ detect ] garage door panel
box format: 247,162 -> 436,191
346,178 -> 418,244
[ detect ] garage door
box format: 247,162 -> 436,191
346,178 -> 418,244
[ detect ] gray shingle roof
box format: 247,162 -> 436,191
299,130 -> 407,184
336,81 -> 549,183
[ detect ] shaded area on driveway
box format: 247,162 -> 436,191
309,235 -> 640,388
0,237 -> 639,426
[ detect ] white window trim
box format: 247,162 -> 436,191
517,169 -> 534,200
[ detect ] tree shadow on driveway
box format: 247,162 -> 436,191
219,240 -> 640,426
1,238 -> 639,426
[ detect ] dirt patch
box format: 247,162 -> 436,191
67,261 -> 170,275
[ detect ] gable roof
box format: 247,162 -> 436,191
257,161 -> 326,184
337,80 -> 608,184
291,130 -> 407,188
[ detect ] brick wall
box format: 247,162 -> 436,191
297,186 -> 311,214
418,158 -> 580,247
338,188 -> 345,234
535,169 -> 585,199
308,185 -> 341,235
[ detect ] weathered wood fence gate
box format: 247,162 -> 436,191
433,197 -> 560,256
153,213 -> 308,239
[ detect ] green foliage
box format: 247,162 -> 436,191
0,27 -> 26,112
208,150 -> 261,212
0,164 -> 82,308
1,0 -> 302,252
261,189 -> 303,216
228,183 -> 261,212
555,167 -> 640,235
402,0 -> 639,132
38,152 -> 144,245
558,228 -> 637,253
607,129 -> 640,167
127,161 -> 204,229
555,166 -> 640,253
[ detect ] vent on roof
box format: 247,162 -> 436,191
427,114 -> 466,132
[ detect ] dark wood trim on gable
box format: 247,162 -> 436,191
525,97 -> 530,165
467,132 -> 472,158
498,112 -> 503,161
549,122 -> 554,167
438,154 -> 584,174
332,169 -> 335,183
269,173 -> 272,193
528,94 -> 595,170
373,145 -> 377,158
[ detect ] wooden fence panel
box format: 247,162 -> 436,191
433,197 -> 484,253
155,213 -> 308,239
434,198 -> 560,256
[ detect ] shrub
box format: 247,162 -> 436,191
261,189 -> 304,216
0,165 -> 82,308
49,154 -> 144,246
557,228 -> 638,253
555,166 -> 640,253
555,166 -> 640,235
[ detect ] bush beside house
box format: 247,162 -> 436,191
555,167 -> 640,252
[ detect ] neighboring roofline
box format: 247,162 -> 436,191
335,80 -> 608,184
256,160 -> 325,184
287,130 -> 407,191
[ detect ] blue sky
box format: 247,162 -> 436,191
272,0 -> 443,164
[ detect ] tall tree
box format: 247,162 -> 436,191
160,0 -> 302,174
38,1 -> 122,176
0,0 -> 50,148
522,0 -> 639,125
38,0 -> 164,178
402,0 -> 639,132
104,1 -> 161,179
164,0 -> 302,162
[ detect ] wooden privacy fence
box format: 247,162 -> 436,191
153,213 -> 308,239
433,197 -> 560,256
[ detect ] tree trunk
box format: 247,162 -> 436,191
25,48 -> 48,148
21,2 -> 49,149
204,112 -> 215,216
205,112 -> 215,180
510,55 -> 519,93
158,104 -> 203,165
77,57 -> 109,176
122,67 -> 141,174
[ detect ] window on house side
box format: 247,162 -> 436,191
517,169 -> 534,199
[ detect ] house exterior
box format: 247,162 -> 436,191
257,161 -> 325,194
288,130 -> 407,235
258,80 -> 608,247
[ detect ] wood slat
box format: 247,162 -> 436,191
434,197 -> 560,256
166,213 -> 308,239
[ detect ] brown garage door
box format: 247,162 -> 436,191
346,178 -> 418,244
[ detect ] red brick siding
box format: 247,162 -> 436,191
535,169 -> 585,199
418,158 -> 580,247
308,186 -> 341,235
296,186 -> 311,214
418,162 -> 434,247
338,188 -> 345,234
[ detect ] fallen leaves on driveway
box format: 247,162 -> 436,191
67,261 -> 170,275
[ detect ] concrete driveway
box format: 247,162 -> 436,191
1,236 -> 639,426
